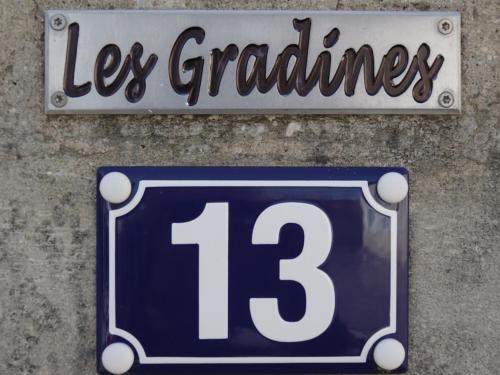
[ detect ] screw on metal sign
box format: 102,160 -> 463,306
50,14 -> 67,31
50,91 -> 67,108
438,18 -> 453,34
438,91 -> 455,108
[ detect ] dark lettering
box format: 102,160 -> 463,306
169,27 -> 205,106
277,44 -> 300,95
209,44 -> 238,96
382,45 -> 413,97
236,45 -> 280,95
233,19 -> 445,104
413,44 -> 444,103
126,43 -> 158,103
95,43 -> 157,102
66,18 -> 446,106
344,45 -> 384,96
293,18 -> 322,96
318,29 -> 346,96
63,23 -> 91,97
94,45 -> 131,97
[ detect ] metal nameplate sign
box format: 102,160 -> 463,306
97,167 -> 409,374
46,10 -> 460,114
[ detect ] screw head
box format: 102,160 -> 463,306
50,14 -> 67,31
438,18 -> 453,35
51,91 -> 68,108
438,91 -> 454,108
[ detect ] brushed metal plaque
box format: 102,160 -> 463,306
45,10 -> 460,114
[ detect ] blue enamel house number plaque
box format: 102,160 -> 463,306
97,167 -> 409,374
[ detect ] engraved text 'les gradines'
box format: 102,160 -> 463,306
63,18 -> 444,106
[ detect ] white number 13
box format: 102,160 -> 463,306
172,202 -> 334,343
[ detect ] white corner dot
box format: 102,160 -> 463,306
99,172 -> 132,204
373,338 -> 405,371
101,342 -> 134,374
377,172 -> 408,204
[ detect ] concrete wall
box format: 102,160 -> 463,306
0,1 -> 498,374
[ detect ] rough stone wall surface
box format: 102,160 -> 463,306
0,0 -> 498,374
